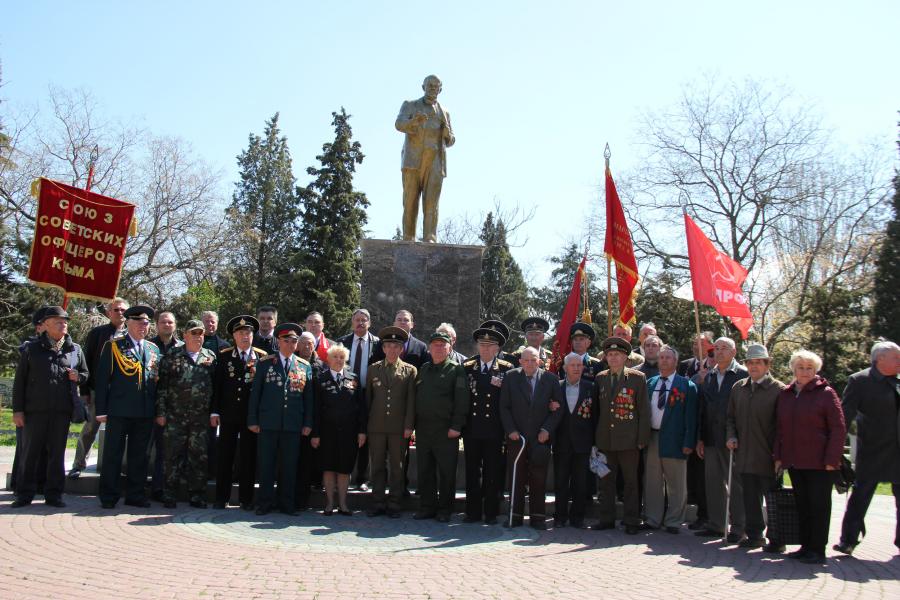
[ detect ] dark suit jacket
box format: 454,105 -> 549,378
698,361 -> 749,448
555,378 -> 597,454
212,345 -> 268,426
400,335 -> 428,368
80,322 -> 123,395
842,366 -> 900,482
337,332 -> 383,370
500,368 -> 564,466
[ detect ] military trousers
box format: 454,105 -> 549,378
256,429 -> 300,512
216,420 -> 257,506
464,436 -> 505,520
368,432 -> 407,510
415,435 -> 459,516
16,412 -> 70,501
163,417 -> 209,499
597,448 -> 641,526
99,417 -> 152,504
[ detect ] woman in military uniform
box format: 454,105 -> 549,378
311,344 -> 367,515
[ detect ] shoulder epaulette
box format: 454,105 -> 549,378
261,354 -> 277,362
252,347 -> 267,355
219,346 -> 234,354
144,339 -> 160,351
295,356 -> 310,366
496,359 -> 513,368
463,358 -> 478,367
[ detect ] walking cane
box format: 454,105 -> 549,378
723,447 -> 734,543
507,434 -> 527,527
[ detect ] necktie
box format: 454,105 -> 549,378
241,351 -> 248,363
656,376 -> 669,409
353,337 -> 364,376
483,363 -> 490,374
611,373 -> 619,393
529,375 -> 536,401
283,358 -> 289,373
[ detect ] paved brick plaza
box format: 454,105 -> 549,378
1,451 -> 897,599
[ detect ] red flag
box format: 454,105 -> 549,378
604,166 -> 639,325
684,213 -> 754,339
315,332 -> 331,362
27,178 -> 136,303
550,255 -> 587,374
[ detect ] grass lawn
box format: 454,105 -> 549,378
1,407 -> 84,448
782,468 -> 893,496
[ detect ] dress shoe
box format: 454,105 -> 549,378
462,515 -> 481,523
10,498 -> 32,508
163,499 -> 177,509
356,482 -> 370,492
414,511 -> 436,520
240,502 -> 254,512
435,513 -> 450,523
189,499 -> 208,509
687,520 -> 707,530
337,508 -> 353,516
212,502 -> 227,510
368,508 -> 387,517
739,537 -> 766,549
787,548 -> 810,559
484,517 -> 498,525
664,526 -> 681,534
280,508 -> 298,516
387,509 -> 401,519
639,523 -> 657,531
255,506 -> 271,516
504,518 -> 524,528
800,552 -> 827,565
591,522 -> 616,531
726,532 -> 747,544
531,520 -> 547,531
124,499 -> 151,508
151,490 -> 166,502
832,542 -> 856,556
763,543 -> 786,554
553,518 -> 567,529
570,520 -> 586,529
402,488 -> 412,498
694,528 -> 725,537
67,469 -> 82,479
45,498 -> 66,508
101,501 -> 116,509
624,525 -> 639,535
322,508 -> 334,516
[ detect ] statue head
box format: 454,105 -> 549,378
422,75 -> 442,103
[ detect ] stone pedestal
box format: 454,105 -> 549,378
360,239 -> 484,357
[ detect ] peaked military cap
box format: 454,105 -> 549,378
601,336 -> 632,355
479,319 -> 510,341
183,319 -> 205,333
227,314 -> 259,335
275,322 -> 303,339
472,327 -> 505,345
569,322 -> 595,341
378,326 -> 409,344
429,331 -> 452,344
124,305 -> 154,321
521,316 -> 550,335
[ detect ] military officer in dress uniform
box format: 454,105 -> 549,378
592,337 -> 650,534
462,326 -> 513,524
156,320 -> 217,508
95,305 -> 162,509
564,322 -> 604,381
479,319 -> 515,364
509,317 -> 552,369
248,323 -> 314,515
366,326 -> 417,518
211,315 -> 265,510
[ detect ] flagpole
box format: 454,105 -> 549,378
62,145 -> 99,311
604,144 -> 613,336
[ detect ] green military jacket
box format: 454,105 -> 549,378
414,359 -> 468,436
366,358 -> 417,435
156,346 -> 217,421
593,367 -> 650,452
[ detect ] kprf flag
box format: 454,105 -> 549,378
27,178 -> 136,302
549,254 -> 587,374
604,166 -> 639,325
684,213 -> 753,339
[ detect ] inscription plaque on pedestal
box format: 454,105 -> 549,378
361,239 -> 483,357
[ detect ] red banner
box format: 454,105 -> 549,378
604,166 -> 639,325
549,254 -> 586,373
27,178 -> 136,302
684,213 -> 753,339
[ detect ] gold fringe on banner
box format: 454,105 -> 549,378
129,217 -> 138,237
30,179 -> 41,198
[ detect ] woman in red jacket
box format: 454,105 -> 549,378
774,349 -> 846,565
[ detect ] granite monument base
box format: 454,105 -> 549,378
361,239 -> 484,357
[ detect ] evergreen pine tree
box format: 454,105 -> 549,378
479,212 -> 529,346
295,108 -> 369,332
871,124 -> 900,342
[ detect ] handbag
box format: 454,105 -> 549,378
764,487 -> 801,545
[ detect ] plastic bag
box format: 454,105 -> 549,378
589,446 -> 610,478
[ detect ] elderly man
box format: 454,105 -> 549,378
638,334 -> 663,380
253,306 -> 278,356
553,352 -> 597,528
248,323 -> 314,516
396,74 -> 455,243
294,330 -> 325,510
510,317 -> 553,369
835,341 -> 900,556
366,326 -> 417,517
564,322 -> 604,381
11,307 -> 89,508
597,322 -> 644,369
69,297 -> 128,479
95,305 -> 162,509
695,337 -> 749,542
296,331 -> 325,374
11,307 -> 51,493
156,320 -> 217,508
500,346 -> 564,529
436,322 -> 467,364
593,337 -> 650,534
413,331 -> 468,522
338,308 -> 382,491
462,325 -> 513,524
635,322 -> 658,356
392,310 -> 428,368
211,315 -> 266,510
725,343 -> 786,550
644,345 -> 698,533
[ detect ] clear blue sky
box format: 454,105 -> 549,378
3,1 -> 898,285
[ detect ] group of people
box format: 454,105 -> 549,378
9,299 -> 900,566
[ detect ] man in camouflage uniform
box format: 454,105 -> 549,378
156,319 -> 217,508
